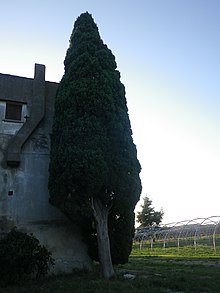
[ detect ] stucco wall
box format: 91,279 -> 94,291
0,65 -> 92,272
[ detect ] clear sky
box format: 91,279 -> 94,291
1,0 -> 220,224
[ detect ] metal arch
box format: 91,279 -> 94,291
193,216 -> 220,250
177,218 -> 200,250
163,220 -> 189,248
213,218 -> 220,253
134,215 -> 220,252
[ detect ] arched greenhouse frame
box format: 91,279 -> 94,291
134,216 -> 220,253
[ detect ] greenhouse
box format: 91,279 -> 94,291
134,216 -> 220,253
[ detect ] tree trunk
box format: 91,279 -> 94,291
91,197 -> 115,279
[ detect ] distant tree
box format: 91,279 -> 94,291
48,12 -> 142,278
137,195 -> 164,227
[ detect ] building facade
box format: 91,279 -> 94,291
0,64 -> 91,273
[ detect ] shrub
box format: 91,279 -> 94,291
0,228 -> 54,286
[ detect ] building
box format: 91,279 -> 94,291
0,64 -> 91,273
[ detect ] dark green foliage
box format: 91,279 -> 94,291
0,228 -> 54,287
109,211 -> 135,264
83,211 -> 135,265
136,195 -> 164,227
49,12 -> 141,264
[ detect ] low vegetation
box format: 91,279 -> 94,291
0,228 -> 54,287
2,244 -> 220,292
132,242 -> 220,258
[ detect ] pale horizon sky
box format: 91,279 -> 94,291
1,0 -> 220,224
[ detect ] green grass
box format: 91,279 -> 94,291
118,256 -> 220,293
2,246 -> 220,292
132,242 -> 220,258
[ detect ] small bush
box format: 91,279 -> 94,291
0,228 -> 54,286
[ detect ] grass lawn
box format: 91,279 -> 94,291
132,242 -> 220,258
2,246 -> 220,292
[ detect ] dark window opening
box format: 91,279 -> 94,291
5,103 -> 22,121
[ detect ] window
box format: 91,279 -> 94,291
5,102 -> 22,121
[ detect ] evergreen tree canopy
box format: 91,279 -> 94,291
48,12 -> 142,266
137,195 -> 164,227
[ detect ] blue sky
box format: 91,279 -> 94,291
1,0 -> 220,224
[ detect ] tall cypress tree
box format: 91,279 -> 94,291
48,12 -> 142,278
